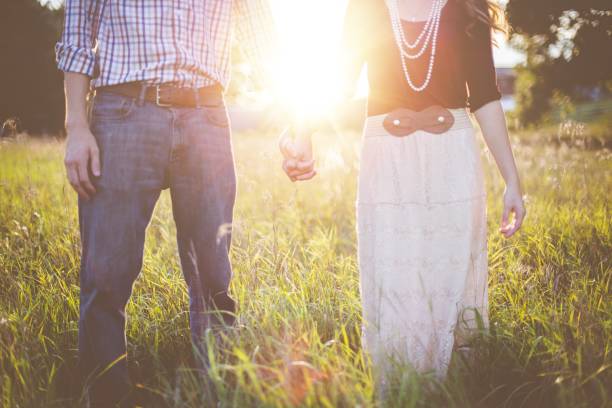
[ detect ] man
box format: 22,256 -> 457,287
56,1 -> 287,406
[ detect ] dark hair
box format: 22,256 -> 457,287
463,0 -> 506,39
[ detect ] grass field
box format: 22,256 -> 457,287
0,120 -> 610,407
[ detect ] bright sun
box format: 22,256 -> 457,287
267,0 -> 366,121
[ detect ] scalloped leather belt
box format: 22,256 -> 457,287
383,105 -> 455,137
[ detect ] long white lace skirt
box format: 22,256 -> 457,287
357,109 -> 488,380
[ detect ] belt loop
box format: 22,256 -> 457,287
136,83 -> 147,106
194,88 -> 201,109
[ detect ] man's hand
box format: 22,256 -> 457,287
64,125 -> 100,200
279,128 -> 316,182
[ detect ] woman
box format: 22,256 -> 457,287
281,0 -> 526,382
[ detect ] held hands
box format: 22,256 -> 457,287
64,124 -> 100,200
279,127 -> 317,182
500,183 -> 526,238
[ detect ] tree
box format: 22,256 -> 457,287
0,0 -> 64,134
506,0 -> 612,124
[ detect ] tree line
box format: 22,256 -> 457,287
0,0 -> 610,135
506,0 -> 612,123
0,0 -> 64,135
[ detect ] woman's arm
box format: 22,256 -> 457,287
474,100 -> 526,238
465,2 -> 524,238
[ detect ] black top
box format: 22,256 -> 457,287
341,0 -> 502,116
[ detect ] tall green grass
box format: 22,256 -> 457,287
0,123 -> 610,407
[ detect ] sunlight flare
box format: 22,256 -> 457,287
268,0 -> 355,121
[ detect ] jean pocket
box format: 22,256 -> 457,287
203,105 -> 230,128
91,92 -> 136,121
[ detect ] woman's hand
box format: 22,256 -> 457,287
500,183 -> 526,238
473,101 -> 526,238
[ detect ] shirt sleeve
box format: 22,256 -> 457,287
339,0 -> 369,99
465,6 -> 502,112
232,0 -> 279,87
55,0 -> 98,77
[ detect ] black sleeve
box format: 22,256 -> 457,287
339,0 -> 369,98
465,10 -> 502,112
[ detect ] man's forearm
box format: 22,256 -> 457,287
63,72 -> 100,200
64,72 -> 91,131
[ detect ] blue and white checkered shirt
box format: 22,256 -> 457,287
56,0 -> 276,89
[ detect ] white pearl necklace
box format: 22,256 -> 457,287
386,0 -> 444,92
393,0 -> 437,50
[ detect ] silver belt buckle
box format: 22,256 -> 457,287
155,85 -> 173,108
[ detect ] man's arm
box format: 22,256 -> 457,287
63,73 -> 100,200
232,0 -> 278,89
233,1 -> 317,181
56,0 -> 100,200
56,0 -> 98,76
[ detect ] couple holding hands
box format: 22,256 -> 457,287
57,0 -> 524,406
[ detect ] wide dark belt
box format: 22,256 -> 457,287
96,82 -> 224,108
383,105 -> 455,137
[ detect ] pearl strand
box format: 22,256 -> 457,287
386,0 -> 443,92
388,0 -> 437,50
388,0 -> 441,56
390,0 -> 442,60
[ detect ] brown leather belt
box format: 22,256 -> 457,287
383,105 -> 455,137
95,82 -> 224,108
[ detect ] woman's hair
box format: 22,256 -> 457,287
463,0 -> 507,37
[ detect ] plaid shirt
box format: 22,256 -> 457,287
56,0 -> 276,89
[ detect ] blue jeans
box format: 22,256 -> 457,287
78,91 -> 236,406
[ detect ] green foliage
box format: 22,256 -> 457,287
0,0 -> 64,134
506,0 -> 612,124
513,64 -> 553,125
0,128 -> 611,407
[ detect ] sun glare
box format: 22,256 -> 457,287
268,0 -> 355,122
